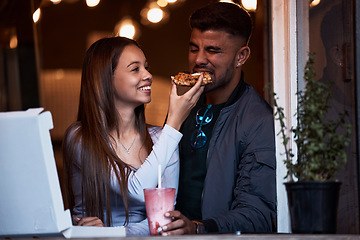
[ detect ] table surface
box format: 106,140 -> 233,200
5,233 -> 360,240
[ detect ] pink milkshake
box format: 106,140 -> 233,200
144,188 -> 175,235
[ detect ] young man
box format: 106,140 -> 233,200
162,2 -> 276,235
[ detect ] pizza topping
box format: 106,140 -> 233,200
171,72 -> 212,86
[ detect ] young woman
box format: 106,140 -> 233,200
62,37 -> 204,235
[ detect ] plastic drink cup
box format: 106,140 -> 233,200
144,188 -> 176,235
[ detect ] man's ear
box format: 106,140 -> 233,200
236,46 -> 250,67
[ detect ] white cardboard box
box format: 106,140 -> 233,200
0,108 -> 126,238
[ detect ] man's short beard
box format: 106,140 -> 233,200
204,64 -> 235,94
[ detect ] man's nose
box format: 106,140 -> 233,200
195,50 -> 208,66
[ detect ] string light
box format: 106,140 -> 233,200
147,7 -> 164,23
33,8 -> 41,23
119,24 -> 135,39
241,0 -> 257,11
50,0 -> 62,4
157,0 -> 168,7
219,0 -> 234,3
34,0 -> 181,38
310,0 -> 321,8
86,0 -> 100,8
9,35 -> 18,49
115,18 -> 139,39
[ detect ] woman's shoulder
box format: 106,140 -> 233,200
63,122 -> 82,145
63,122 -> 83,166
147,124 -> 162,141
65,121 -> 81,136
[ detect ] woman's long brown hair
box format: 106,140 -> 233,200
63,37 -> 153,226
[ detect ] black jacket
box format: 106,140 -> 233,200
200,78 -> 276,233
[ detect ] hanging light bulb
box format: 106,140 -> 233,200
33,8 -> 41,23
147,7 -> 163,23
310,0 -> 321,8
141,1 -> 169,25
86,0 -> 100,8
9,35 -> 18,49
157,0 -> 168,7
115,18 -> 139,39
219,0 -> 234,3
241,0 -> 257,11
50,0 -> 61,4
119,23 -> 136,39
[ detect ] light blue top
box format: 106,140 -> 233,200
71,124 -> 182,235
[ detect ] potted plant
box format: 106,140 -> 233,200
273,53 -> 351,233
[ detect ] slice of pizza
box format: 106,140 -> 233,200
171,72 -> 212,86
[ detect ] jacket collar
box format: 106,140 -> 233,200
224,71 -> 247,107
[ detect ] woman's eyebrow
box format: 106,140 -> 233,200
127,61 -> 140,68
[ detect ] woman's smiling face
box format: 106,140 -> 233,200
113,44 -> 153,108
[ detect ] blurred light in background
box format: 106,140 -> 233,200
115,18 -> 138,39
219,0 -> 235,3
241,0 -> 257,11
147,7 -> 164,23
165,0 -> 177,3
157,0 -> 168,7
55,69 -> 65,80
219,0 -> 257,11
50,0 -> 62,4
33,8 -> 41,23
141,1 -> 169,25
310,0 -> 321,8
86,0 -> 100,8
119,23 -> 135,39
9,35 -> 18,49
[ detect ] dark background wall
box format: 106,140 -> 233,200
0,0 -> 269,112
36,0 -> 269,95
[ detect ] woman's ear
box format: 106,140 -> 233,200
236,46 -> 250,68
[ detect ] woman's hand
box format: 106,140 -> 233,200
74,216 -> 105,227
166,73 -> 204,130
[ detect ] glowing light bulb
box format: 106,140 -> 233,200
86,0 -> 100,8
219,0 -> 234,3
147,8 -> 163,23
310,0 -> 321,7
119,23 -> 136,39
33,8 -> 41,23
157,0 -> 168,7
9,35 -> 18,49
115,18 -> 138,39
50,0 -> 61,4
241,0 -> 257,11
